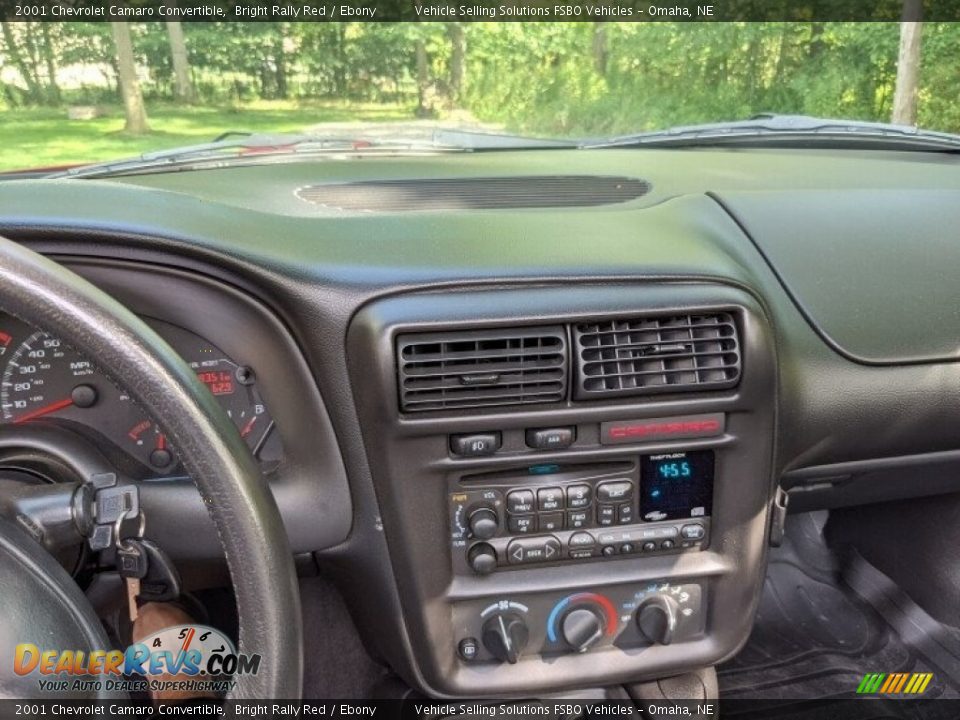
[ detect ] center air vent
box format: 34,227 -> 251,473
573,312 -> 740,399
397,327 -> 567,412
297,176 -> 650,213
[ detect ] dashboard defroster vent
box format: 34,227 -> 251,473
297,176 -> 650,213
397,327 -> 567,412
573,313 -> 740,399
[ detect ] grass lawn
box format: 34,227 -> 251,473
0,100 -> 415,171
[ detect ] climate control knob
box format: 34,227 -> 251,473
482,613 -> 529,664
467,543 -> 497,575
468,507 -> 499,540
561,607 -> 606,653
636,595 -> 679,645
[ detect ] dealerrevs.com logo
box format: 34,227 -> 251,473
14,624 -> 260,694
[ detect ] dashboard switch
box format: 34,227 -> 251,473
526,426 -> 575,450
450,432 -> 501,457
506,490 -> 535,514
507,536 -> 561,564
681,523 -> 706,540
537,487 -> 564,511
566,484 -> 592,509
597,480 -> 634,502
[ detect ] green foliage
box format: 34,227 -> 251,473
1,20 -> 959,149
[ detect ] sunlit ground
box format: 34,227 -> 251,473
0,99 -> 416,171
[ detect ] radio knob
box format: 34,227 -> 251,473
482,613 -> 529,664
561,607 -> 606,653
467,542 -> 497,575
468,507 -> 499,540
636,595 -> 679,645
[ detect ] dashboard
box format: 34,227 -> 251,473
2,145 -> 960,698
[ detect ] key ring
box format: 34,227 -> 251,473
114,505 -> 146,552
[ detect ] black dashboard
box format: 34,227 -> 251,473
2,145 -> 959,697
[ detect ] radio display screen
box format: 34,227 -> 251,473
639,450 -> 714,522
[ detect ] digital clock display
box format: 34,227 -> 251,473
639,450 -> 714,522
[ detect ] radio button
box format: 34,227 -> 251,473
602,545 -> 618,557
538,487 -> 564,511
661,539 -> 676,550
567,510 -> 589,529
639,526 -> 680,540
569,532 -> 596,547
620,543 -> 635,554
597,504 -> 616,526
506,490 -> 535,514
597,480 -> 634,502
507,536 -> 561,564
617,503 -> 634,524
566,484 -> 592,509
539,512 -> 564,532
681,523 -> 705,540
642,541 -> 657,552
508,515 -> 536,534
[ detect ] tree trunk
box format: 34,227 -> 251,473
274,26 -> 288,99
110,22 -> 150,134
1,22 -> 44,103
891,0 -> 923,126
446,22 -> 465,103
165,17 -> 196,103
592,23 -> 609,76
40,23 -> 61,104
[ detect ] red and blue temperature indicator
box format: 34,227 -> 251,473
546,592 -> 618,643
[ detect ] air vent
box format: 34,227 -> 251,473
296,176 -> 650,213
397,327 -> 568,412
573,313 -> 740,399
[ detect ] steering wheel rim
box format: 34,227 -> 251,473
0,236 -> 303,699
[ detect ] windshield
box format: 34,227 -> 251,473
2,21 -> 958,172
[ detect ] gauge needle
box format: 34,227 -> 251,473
13,397 -> 74,424
240,416 -> 258,438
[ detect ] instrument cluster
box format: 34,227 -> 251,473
0,313 -> 281,477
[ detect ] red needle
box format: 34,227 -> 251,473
240,416 -> 258,438
13,397 -> 74,424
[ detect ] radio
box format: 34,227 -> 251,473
449,451 -> 714,574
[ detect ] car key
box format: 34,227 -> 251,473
136,538 -> 182,604
116,540 -> 148,622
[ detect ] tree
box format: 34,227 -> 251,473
110,22 -> 150,134
892,0 -> 923,125
1,22 -> 45,104
165,18 -> 196,103
447,23 -> 466,103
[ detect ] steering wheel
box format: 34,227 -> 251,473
0,236 -> 303,699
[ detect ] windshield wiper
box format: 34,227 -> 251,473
584,114 -> 960,152
49,129 -> 574,179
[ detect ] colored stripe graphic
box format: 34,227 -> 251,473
857,672 -> 933,694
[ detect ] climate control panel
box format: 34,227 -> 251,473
449,457 -> 712,574
453,581 -> 704,664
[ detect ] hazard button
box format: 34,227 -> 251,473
507,536 -> 562,565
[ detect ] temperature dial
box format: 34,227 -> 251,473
561,607 -> 606,653
481,613 -> 529,664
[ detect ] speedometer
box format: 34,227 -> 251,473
0,331 -> 103,424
